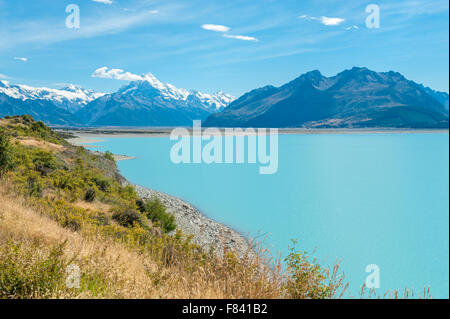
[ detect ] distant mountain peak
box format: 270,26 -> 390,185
117,72 -> 235,110
0,81 -> 105,113
204,67 -> 449,129
141,73 -> 167,91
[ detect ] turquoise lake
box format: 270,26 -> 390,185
89,133 -> 449,298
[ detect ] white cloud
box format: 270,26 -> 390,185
223,34 -> 258,42
92,0 -> 113,4
299,15 -> 345,26
0,73 -> 10,79
320,17 -> 345,26
14,57 -> 28,62
92,67 -> 143,81
202,24 -> 230,32
345,25 -> 359,30
201,24 -> 258,41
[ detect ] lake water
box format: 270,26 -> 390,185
88,133 -> 449,298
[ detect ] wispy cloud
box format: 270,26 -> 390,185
1,10 -> 163,49
345,25 -> 359,31
92,0 -> 113,4
202,24 -> 230,32
223,34 -> 258,42
202,24 -> 258,42
0,74 -> 10,80
299,15 -> 345,26
320,17 -> 345,26
92,67 -> 142,81
13,57 -> 28,62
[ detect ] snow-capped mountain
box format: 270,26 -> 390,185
76,74 -> 236,126
0,80 -> 105,113
117,73 -> 235,111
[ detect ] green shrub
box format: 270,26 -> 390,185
62,218 -> 81,232
112,209 -> 144,228
136,199 -> 146,213
283,240 -> 346,299
91,213 -> 110,226
104,151 -> 115,162
21,114 -> 34,123
142,196 -> 176,233
93,176 -> 111,192
27,176 -> 43,197
31,149 -> 58,175
84,188 -> 96,202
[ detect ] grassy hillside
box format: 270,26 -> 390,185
0,115 -> 422,299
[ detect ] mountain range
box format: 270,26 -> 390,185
0,74 -> 234,127
204,67 -> 449,128
76,73 -> 235,126
1,67 -> 448,128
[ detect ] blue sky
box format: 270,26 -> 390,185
0,0 -> 448,96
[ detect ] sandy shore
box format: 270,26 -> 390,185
67,137 -> 136,161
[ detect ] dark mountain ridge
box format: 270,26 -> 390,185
203,67 -> 449,128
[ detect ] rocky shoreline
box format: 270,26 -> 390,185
67,134 -> 252,256
133,184 -> 251,256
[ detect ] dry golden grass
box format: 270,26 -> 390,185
73,200 -> 112,213
15,138 -> 64,153
1,181 -> 158,298
0,181 -> 286,298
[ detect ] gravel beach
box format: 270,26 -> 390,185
133,184 -> 251,256
66,133 -> 252,256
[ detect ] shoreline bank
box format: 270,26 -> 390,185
67,135 -> 252,256
58,127 -> 449,139
133,185 -> 251,256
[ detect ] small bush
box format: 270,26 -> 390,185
92,213 -> 110,226
84,188 -> 96,202
21,114 -> 34,123
142,196 -> 176,233
93,176 -> 110,192
63,218 -> 81,232
31,150 -> 57,175
27,176 -> 43,197
136,199 -> 146,213
104,151 -> 115,162
283,240 -> 347,299
112,209 -> 144,228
